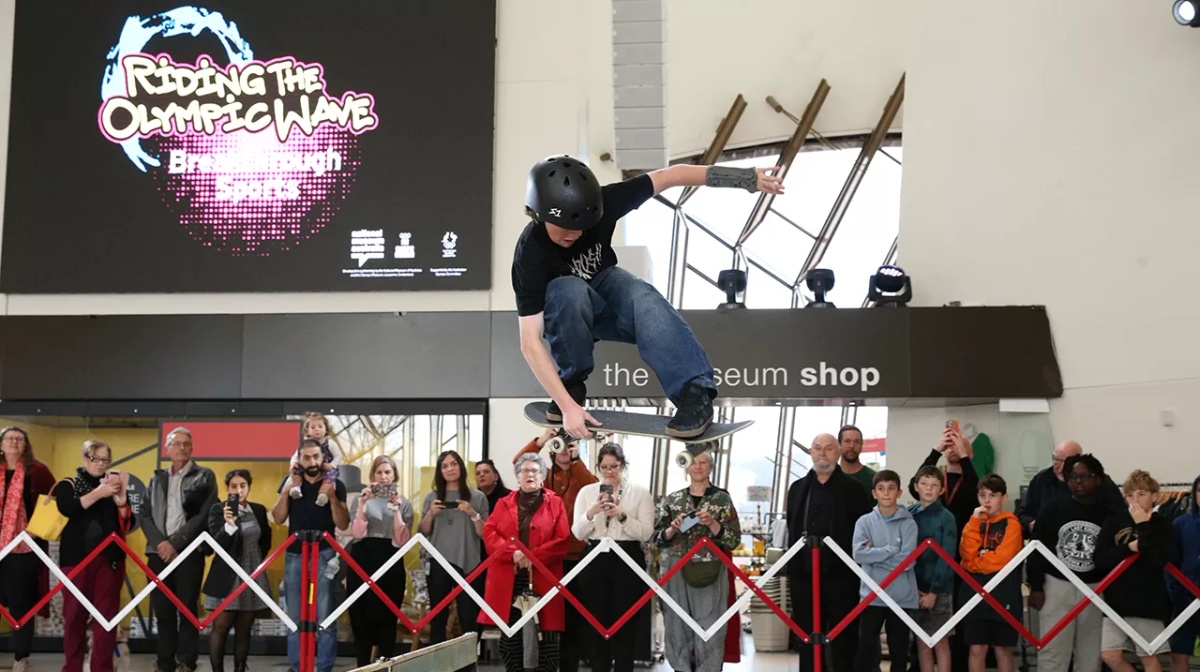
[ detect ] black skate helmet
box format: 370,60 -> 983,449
524,154 -> 604,231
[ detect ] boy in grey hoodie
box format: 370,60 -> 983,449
853,469 -> 919,672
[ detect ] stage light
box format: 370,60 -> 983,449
867,264 -> 913,307
1175,0 -> 1200,26
804,268 -> 836,308
716,269 -> 747,312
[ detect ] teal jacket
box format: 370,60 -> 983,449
908,500 -> 958,594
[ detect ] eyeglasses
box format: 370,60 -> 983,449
85,454 -> 112,466
2,436 -> 26,444
598,464 -> 622,472
518,468 -> 542,475
166,440 -> 192,449
1067,473 -> 1095,482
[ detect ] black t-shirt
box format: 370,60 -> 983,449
286,478 -> 347,553
511,174 -> 655,316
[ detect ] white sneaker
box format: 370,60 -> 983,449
289,486 -> 302,499
13,658 -> 30,672
316,492 -> 329,506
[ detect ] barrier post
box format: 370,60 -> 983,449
299,534 -> 317,672
811,537 -> 822,672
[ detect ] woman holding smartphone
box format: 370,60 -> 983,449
572,443 -> 656,672
55,440 -> 134,672
419,450 -> 489,644
201,469 -> 272,672
348,455 -> 414,666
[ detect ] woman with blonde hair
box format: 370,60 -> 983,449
55,440 -> 135,672
348,455 -> 414,666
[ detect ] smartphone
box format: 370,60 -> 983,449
372,483 -> 397,498
946,419 -> 960,434
227,493 -> 240,510
107,470 -> 121,484
679,511 -> 700,533
599,484 -> 614,496
439,499 -> 460,508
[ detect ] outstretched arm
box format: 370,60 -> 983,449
647,164 -> 784,196
518,313 -> 598,439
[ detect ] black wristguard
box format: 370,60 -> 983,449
705,165 -> 758,192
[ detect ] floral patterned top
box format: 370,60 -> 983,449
652,485 -> 741,563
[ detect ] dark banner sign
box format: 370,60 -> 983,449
0,1 -> 496,293
0,307 -> 1062,403
490,310 -> 912,399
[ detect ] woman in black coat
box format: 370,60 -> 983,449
201,469 -> 273,672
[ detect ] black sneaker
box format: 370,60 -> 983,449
545,379 -> 587,422
667,382 -> 716,438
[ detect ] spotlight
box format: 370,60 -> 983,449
804,268 -> 836,308
716,269 -> 747,312
1175,0 -> 1200,26
867,265 -> 913,307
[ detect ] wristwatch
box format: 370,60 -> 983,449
472,512 -> 482,522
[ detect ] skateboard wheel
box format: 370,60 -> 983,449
547,436 -> 566,453
674,450 -> 693,469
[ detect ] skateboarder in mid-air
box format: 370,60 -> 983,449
512,154 -> 784,440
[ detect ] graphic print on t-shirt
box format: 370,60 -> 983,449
568,243 -> 605,280
1056,519 -> 1100,572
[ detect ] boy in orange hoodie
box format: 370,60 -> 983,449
959,474 -> 1024,672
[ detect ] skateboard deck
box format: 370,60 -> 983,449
523,401 -> 753,445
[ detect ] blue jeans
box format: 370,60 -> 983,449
285,548 -> 337,672
544,266 -> 715,404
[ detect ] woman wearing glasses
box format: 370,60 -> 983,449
480,453 -> 570,672
652,446 -> 741,672
572,443 -> 655,672
55,440 -> 135,672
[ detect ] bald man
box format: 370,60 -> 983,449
1017,440 -> 1123,536
786,433 -> 875,672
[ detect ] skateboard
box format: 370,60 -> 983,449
523,401 -> 753,468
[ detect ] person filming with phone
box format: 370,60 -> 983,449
201,470 -> 272,672
907,421 -> 980,533
572,443 -> 655,672
652,446 -> 742,672
55,440 -> 135,672
348,455 -> 414,666
419,450 -> 489,645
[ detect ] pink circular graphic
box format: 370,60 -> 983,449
145,125 -> 362,256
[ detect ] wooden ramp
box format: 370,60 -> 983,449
346,633 -> 478,672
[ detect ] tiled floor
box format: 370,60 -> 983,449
1,633 -> 801,672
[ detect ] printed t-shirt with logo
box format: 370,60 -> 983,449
511,174 -> 654,317
1026,495 -> 1114,590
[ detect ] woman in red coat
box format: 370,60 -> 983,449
480,452 -> 570,672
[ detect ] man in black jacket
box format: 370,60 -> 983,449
1017,440 -> 1123,537
142,427 -> 218,672
786,432 -> 875,671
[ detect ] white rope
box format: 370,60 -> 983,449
0,531 -> 296,632
822,537 -> 1200,650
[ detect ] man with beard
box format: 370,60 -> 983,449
837,424 -> 875,492
273,439 -> 350,672
786,433 -> 875,671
